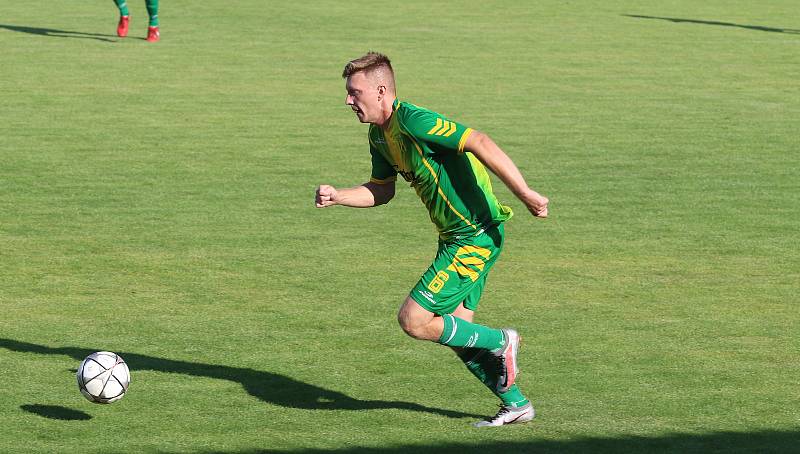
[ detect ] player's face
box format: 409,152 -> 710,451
345,72 -> 382,124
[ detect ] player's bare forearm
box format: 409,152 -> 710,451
464,131 -> 549,218
315,181 -> 395,208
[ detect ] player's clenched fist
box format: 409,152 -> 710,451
521,189 -> 549,218
315,185 -> 338,208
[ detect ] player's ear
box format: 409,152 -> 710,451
377,85 -> 386,98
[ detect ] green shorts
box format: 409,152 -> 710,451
409,224 -> 505,315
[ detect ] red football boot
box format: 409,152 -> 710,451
117,15 -> 129,37
146,26 -> 160,42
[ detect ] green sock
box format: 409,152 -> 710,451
458,348 -> 530,408
145,0 -> 159,26
113,0 -> 129,17
438,314 -> 505,350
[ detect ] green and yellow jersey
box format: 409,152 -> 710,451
369,99 -> 513,240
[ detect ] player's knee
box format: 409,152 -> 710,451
397,313 -> 420,338
397,311 -> 428,340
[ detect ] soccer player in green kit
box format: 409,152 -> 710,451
112,0 -> 160,42
315,52 -> 549,427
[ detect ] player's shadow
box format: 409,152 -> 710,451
0,24 -> 118,42
0,338 -> 479,419
623,15 -> 800,34
193,429 -> 800,453
20,404 -> 92,421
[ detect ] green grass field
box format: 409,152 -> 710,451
1,1 -> 798,452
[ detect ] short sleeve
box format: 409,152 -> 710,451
369,143 -> 397,184
399,106 -> 474,153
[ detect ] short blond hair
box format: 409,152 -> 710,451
342,52 -> 395,92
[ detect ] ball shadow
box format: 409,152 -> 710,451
20,404 -> 92,421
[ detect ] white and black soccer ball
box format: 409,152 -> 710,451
76,351 -> 130,404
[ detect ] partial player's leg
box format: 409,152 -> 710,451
145,0 -> 159,42
397,297 -> 505,350
402,224 -> 520,388
400,224 -> 530,425
112,0 -> 130,37
450,304 -> 534,427
459,344 -> 534,427
399,296 -> 521,395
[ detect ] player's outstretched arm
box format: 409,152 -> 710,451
315,181 -> 395,208
464,131 -> 549,218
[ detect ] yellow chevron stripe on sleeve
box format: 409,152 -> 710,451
426,118 -> 444,135
443,122 -> 457,137
434,121 -> 452,136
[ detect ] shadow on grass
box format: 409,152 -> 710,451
623,15 -> 800,34
194,429 -> 800,453
0,23 -> 118,42
20,404 -> 92,421
0,338 -> 479,419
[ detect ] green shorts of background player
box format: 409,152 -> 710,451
315,52 -> 550,427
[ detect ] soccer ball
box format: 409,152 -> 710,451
76,351 -> 130,404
